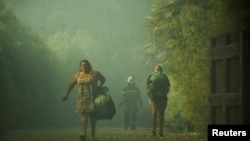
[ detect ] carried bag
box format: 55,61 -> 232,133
91,87 -> 116,120
147,72 -> 170,102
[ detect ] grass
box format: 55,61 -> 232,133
1,127 -> 207,141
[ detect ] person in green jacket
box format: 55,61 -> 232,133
146,65 -> 170,139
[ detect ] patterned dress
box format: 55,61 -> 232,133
76,71 -> 98,113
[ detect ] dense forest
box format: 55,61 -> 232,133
1,0 -> 249,137
0,0 -> 64,128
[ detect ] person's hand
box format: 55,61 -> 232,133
146,83 -> 153,89
62,95 -> 68,101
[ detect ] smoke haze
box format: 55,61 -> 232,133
3,0 -> 157,128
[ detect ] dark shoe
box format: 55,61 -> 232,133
124,126 -> 128,130
91,131 -> 95,138
150,131 -> 156,137
91,134 -> 96,141
130,125 -> 136,130
80,135 -> 87,141
91,136 -> 96,141
159,132 -> 164,139
130,127 -> 136,130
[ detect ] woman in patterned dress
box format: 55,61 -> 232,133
62,59 -> 105,141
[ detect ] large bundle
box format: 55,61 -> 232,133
147,72 -> 170,101
91,87 -> 116,120
150,72 -> 169,90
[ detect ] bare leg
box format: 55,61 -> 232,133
158,102 -> 167,139
158,109 -> 165,134
81,112 -> 88,136
150,101 -> 157,134
90,117 -> 96,138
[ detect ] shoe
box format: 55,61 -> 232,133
150,131 -> 156,137
159,133 -> 164,139
130,127 -> 136,130
130,125 -> 136,130
91,136 -> 97,141
80,135 -> 87,141
91,134 -> 96,141
130,123 -> 136,130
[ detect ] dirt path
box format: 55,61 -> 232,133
1,127 -> 206,141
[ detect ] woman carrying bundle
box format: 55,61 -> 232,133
146,65 -> 170,139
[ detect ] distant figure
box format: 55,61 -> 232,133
119,76 -> 142,130
62,59 -> 105,141
146,65 -> 170,139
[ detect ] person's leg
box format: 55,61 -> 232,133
80,112 -> 88,141
150,101 -> 157,136
130,107 -> 137,130
158,109 -> 165,134
90,117 -> 96,139
158,102 -> 167,138
124,107 -> 130,129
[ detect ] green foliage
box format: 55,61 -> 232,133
145,0 -> 250,133
0,1 -> 63,128
165,101 -> 194,131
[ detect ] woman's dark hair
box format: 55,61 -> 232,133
155,65 -> 163,72
79,59 -> 92,70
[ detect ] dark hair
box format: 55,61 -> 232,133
155,65 -> 163,72
79,59 -> 92,70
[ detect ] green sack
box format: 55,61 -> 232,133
149,72 -> 169,89
91,87 -> 116,120
147,72 -> 170,102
